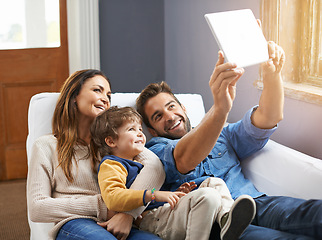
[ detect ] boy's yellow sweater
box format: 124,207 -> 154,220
98,158 -> 146,212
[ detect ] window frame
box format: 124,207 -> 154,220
258,0 -> 322,105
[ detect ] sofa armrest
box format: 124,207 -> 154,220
241,139 -> 322,200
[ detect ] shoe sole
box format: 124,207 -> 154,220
221,195 -> 256,240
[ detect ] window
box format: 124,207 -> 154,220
258,0 -> 322,105
0,0 -> 60,50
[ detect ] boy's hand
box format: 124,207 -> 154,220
154,191 -> 186,209
176,181 -> 197,193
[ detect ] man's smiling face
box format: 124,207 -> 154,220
144,92 -> 191,139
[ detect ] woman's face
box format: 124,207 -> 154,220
75,75 -> 111,122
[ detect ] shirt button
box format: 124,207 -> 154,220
218,152 -> 222,156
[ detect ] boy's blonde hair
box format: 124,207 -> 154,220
90,106 -> 142,158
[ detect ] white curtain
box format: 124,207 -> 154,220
67,0 -> 100,73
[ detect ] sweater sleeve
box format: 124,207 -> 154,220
27,136 -> 108,223
126,147 -> 165,218
98,160 -> 146,212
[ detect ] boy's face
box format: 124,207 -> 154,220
106,120 -> 146,160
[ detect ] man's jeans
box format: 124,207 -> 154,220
210,195 -> 321,240
240,195 -> 322,239
56,218 -> 161,240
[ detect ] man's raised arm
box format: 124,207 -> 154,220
251,41 -> 285,129
174,42 -> 285,174
174,51 -> 244,174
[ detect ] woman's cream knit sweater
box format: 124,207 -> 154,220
27,134 -> 165,239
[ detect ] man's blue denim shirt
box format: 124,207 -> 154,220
146,107 -> 277,200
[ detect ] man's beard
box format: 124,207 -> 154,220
155,116 -> 192,140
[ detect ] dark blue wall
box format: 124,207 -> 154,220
99,0 -> 165,93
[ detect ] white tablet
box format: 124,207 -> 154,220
204,9 -> 269,68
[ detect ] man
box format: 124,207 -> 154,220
136,42 -> 322,239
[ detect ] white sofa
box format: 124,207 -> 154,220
26,92 -> 322,240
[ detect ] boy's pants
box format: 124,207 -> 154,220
139,177 -> 234,240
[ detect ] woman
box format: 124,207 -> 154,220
27,70 -> 163,240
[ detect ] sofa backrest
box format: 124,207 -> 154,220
26,92 -> 206,163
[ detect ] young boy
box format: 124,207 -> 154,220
90,106 -> 256,240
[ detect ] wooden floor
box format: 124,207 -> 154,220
0,179 -> 30,240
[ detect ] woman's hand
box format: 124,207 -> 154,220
98,213 -> 133,240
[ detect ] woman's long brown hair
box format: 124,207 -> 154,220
52,69 -> 110,182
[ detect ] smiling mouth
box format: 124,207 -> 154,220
95,105 -> 105,111
168,120 -> 181,131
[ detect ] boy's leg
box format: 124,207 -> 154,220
199,177 -> 234,222
219,195 -> 256,240
139,187 -> 221,240
200,177 -> 256,240
254,195 -> 322,239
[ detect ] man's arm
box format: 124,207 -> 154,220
174,42 -> 285,174
174,51 -> 244,174
251,41 -> 285,129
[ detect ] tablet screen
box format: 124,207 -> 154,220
205,9 -> 269,68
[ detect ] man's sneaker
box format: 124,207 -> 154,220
220,195 -> 256,240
